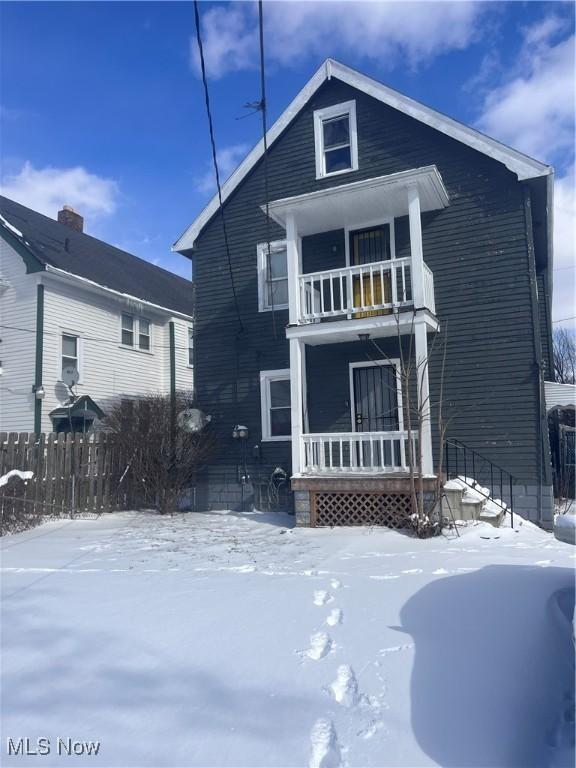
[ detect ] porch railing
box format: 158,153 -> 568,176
301,431 -> 414,474
423,264 -> 435,314
299,257 -> 413,322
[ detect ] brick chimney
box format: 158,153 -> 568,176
57,205 -> 84,233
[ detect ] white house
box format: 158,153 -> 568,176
0,196 -> 194,434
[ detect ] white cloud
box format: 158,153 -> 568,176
0,161 -> 118,219
474,17 -> 575,325
192,1 -> 485,78
195,143 -> 250,196
477,20 -> 574,164
552,165 -> 576,326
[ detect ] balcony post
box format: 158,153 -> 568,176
408,185 -> 425,309
414,320 -> 434,475
289,338 -> 305,476
285,213 -> 301,325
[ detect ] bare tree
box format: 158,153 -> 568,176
553,328 -> 576,384
106,392 -> 216,514
370,312 -> 453,537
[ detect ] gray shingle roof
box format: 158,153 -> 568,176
0,196 -> 193,317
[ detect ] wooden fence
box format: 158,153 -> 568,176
0,432 -> 149,528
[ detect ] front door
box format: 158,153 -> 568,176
352,362 -> 401,469
350,225 -> 392,317
352,363 -> 400,432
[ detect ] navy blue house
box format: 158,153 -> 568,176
174,60 -> 555,527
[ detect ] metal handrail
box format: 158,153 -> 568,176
444,438 -> 516,527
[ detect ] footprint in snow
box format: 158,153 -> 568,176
326,608 -> 343,627
329,664 -> 360,708
307,632 -> 332,660
309,718 -> 341,768
314,590 -> 333,606
330,578 -> 342,590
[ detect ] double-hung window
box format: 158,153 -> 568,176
138,318 -> 150,351
121,313 -> 134,346
260,369 -> 291,441
121,313 -> 151,351
61,334 -> 79,379
257,241 -> 288,312
314,101 -> 358,178
187,327 -> 194,366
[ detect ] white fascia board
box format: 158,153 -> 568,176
173,61 -> 330,253
173,58 -> 552,253
330,60 -> 551,182
44,265 -> 194,322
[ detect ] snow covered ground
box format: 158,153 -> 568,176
1,510 -> 574,768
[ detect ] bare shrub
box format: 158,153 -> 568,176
105,392 -> 216,514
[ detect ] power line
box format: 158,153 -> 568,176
193,0 -> 243,335
552,316 -> 576,323
0,324 -> 192,352
258,0 -> 277,340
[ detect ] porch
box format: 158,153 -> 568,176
262,166 -> 446,509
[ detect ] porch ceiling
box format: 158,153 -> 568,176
264,166 -> 449,236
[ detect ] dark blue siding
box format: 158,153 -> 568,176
187,77 -> 543,485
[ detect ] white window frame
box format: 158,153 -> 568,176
314,100 -> 358,180
187,326 -> 194,367
257,240 -> 289,312
60,331 -> 83,383
260,368 -> 291,442
348,359 -> 404,433
138,317 -> 151,351
120,312 -> 152,352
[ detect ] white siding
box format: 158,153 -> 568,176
41,275 -> 193,431
0,240 -> 38,432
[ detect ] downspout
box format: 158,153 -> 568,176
523,186 -> 548,522
169,321 -> 177,461
34,283 -> 44,434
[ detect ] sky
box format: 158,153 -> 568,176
1,1 -> 574,324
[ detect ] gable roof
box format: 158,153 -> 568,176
174,58 -> 552,253
0,195 -> 194,317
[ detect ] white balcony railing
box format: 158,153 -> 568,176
301,431 -> 415,474
299,257 -> 413,323
423,264 -> 435,315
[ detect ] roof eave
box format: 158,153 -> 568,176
173,57 -> 552,253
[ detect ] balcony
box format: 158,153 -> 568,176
299,257 -> 435,323
301,431 -> 415,474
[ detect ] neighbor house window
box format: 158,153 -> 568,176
138,318 -> 150,350
257,241 -> 289,312
121,313 -> 151,350
314,100 -> 358,179
61,334 -> 79,379
187,327 -> 194,366
260,369 -> 291,440
121,314 -> 134,346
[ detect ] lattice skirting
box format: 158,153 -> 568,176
312,491 -> 412,528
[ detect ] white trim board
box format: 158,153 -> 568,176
173,58 -> 552,253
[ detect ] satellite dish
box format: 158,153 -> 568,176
177,408 -> 212,433
62,365 -> 80,389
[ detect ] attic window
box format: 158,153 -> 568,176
314,101 -> 358,179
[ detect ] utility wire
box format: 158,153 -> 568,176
258,0 -> 277,340
193,0 -> 243,334
0,324 -> 192,351
552,316 -> 576,324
